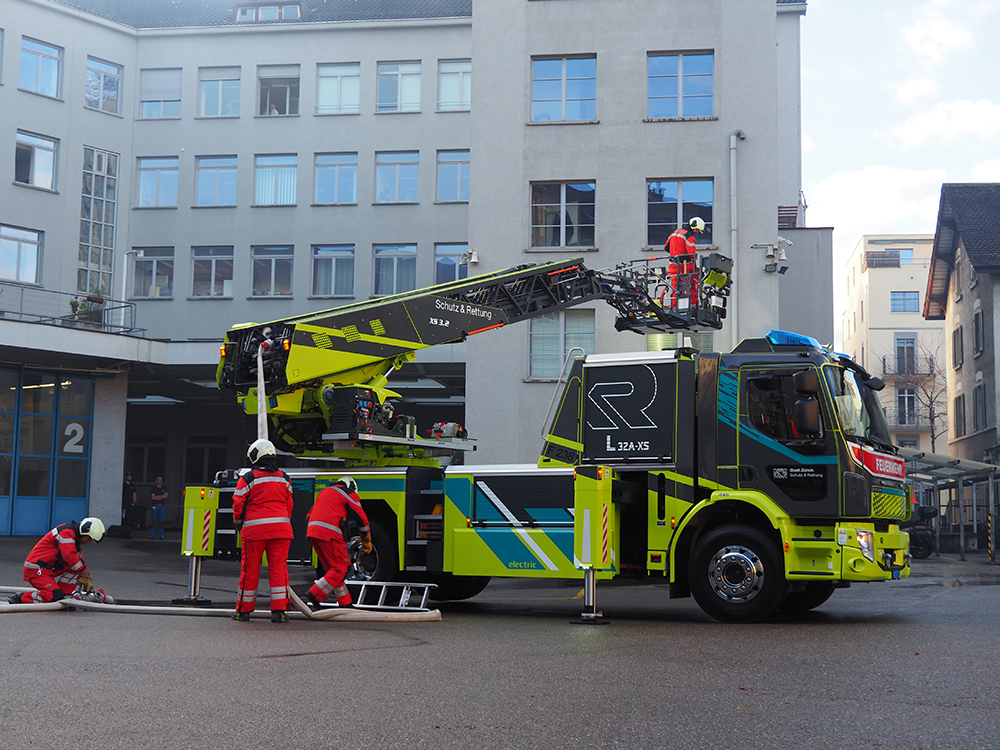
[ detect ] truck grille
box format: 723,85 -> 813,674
872,487 -> 908,521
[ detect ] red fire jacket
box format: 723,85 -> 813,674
233,468 -> 294,541
666,227 -> 698,257
25,523 -> 88,576
306,485 -> 370,541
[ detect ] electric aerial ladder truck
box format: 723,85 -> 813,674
191,254 -> 912,622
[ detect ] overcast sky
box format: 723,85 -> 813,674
799,0 -> 1000,346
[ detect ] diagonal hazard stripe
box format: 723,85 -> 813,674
476,481 -> 558,571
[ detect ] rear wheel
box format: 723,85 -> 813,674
909,534 -> 933,559
779,582 -> 836,613
346,518 -> 398,583
428,575 -> 492,602
689,524 -> 785,623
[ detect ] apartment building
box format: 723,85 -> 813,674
0,0 -> 826,533
842,234 -> 945,452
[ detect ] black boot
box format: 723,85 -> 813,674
7,593 -> 22,604
271,610 -> 287,623
303,592 -> 321,612
231,611 -> 251,622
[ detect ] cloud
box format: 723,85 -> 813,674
902,1 -> 974,64
970,160 -> 1000,181
896,78 -> 938,103
894,100 -> 1000,147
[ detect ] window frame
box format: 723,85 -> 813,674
139,68 -> 182,119
528,309 -> 596,380
973,382 -> 987,432
316,62 -> 361,114
531,55 -> 596,122
0,224 -> 42,284
79,147 -> 118,296
896,385 -> 917,427
953,325 -> 964,370
258,69 -> 300,116
132,246 -> 174,299
647,51 -> 714,119
437,58 -> 471,111
530,181 -> 596,248
254,154 -> 297,206
195,156 -> 238,207
311,244 -> 355,297
375,151 -> 419,204
436,150 -> 470,203
19,37 -> 62,98
890,291 -> 920,313
136,157 -> 179,208
251,245 -> 294,297
646,178 -> 714,247
435,243 -> 469,285
314,152 -> 358,205
973,308 -> 985,356
373,244 -> 417,296
199,73 -> 240,118
376,61 -> 421,113
15,131 -> 58,190
84,56 -> 122,115
954,393 -> 966,438
191,246 -> 234,298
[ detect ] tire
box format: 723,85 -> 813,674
779,582 -> 836,613
909,535 -> 933,560
688,524 -> 785,623
347,518 -> 398,583
428,575 -> 492,602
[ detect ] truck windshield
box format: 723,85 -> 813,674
825,366 -> 894,450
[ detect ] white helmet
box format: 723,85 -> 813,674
336,476 -> 358,495
80,517 -> 106,543
247,438 -> 277,464
689,217 -> 706,233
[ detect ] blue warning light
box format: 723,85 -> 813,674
765,329 -> 822,349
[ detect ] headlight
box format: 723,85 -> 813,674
857,529 -> 875,563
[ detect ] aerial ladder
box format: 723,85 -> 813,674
217,253 -> 733,465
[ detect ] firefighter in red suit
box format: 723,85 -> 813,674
232,439 -> 294,623
7,518 -> 105,604
665,216 -> 705,311
302,476 -> 371,611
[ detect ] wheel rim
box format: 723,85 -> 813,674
707,543 -> 765,602
346,538 -> 378,581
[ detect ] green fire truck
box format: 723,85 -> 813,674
190,257 -> 910,622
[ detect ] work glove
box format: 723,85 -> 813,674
233,519 -> 243,531
77,571 -> 93,594
360,532 -> 372,554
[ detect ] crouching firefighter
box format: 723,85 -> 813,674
232,439 -> 295,623
302,476 -> 372,611
8,518 -> 105,604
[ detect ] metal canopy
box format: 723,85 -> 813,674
898,447 -> 997,483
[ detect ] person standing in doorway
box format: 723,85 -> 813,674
122,472 -> 138,528
150,476 -> 167,540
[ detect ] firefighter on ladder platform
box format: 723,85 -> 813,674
8,518 -> 105,604
664,217 -> 705,311
301,476 -> 372,612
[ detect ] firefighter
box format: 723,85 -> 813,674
302,476 -> 372,611
665,216 -> 705,311
232,439 -> 295,623
8,517 -> 105,604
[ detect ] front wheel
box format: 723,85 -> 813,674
689,524 -> 785,623
779,582 -> 836,613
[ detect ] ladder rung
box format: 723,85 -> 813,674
343,580 -> 437,612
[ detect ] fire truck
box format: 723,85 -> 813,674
190,256 -> 910,622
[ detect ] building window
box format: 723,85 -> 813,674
19,37 -> 61,97
15,132 -> 57,190
252,245 -> 293,297
80,147 -> 117,295
898,249 -> 914,264
529,310 -> 596,379
192,246 -> 233,297
312,245 -> 354,297
376,152 -> 419,203
890,291 -> 919,313
438,59 -> 471,111
974,383 -> 987,432
647,52 -> 713,119
896,386 -> 917,426
315,153 -> 357,204
195,156 -> 237,207
531,56 -> 596,122
254,154 -> 297,205
137,157 -> 178,208
895,333 -> 916,375
84,57 -> 121,114
973,309 -> 985,356
954,393 -> 966,438
373,244 -> 417,296
0,224 -> 41,284
236,4 -> 300,22
531,182 -> 595,248
437,150 -> 469,202
317,63 -> 360,114
258,65 -> 299,115
377,61 -> 421,112
647,179 -> 713,246
140,68 -> 182,118
953,326 -> 964,369
896,434 -> 919,450
132,247 -> 173,298
435,243 -> 468,285
199,67 -> 240,117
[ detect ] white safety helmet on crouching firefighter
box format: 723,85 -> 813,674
688,217 -> 706,233
335,476 -> 358,495
247,438 -> 277,464
79,517 -> 106,543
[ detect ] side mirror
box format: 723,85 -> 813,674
793,370 -> 819,395
865,376 -> 886,392
793,399 -> 821,435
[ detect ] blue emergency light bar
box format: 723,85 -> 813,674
765,330 -> 822,349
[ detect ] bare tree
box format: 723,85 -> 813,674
881,335 -> 948,453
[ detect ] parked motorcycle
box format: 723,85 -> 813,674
902,505 -> 939,559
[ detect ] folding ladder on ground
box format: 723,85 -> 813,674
347,580 -> 436,612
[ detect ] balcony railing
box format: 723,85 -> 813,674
881,355 -> 935,377
884,408 -> 922,429
0,280 -> 141,335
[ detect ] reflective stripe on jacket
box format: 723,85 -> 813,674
306,485 -> 370,542
233,469 -> 294,541
666,227 -> 697,257
24,523 -> 87,576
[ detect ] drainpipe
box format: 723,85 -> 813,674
730,130 -> 746,342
